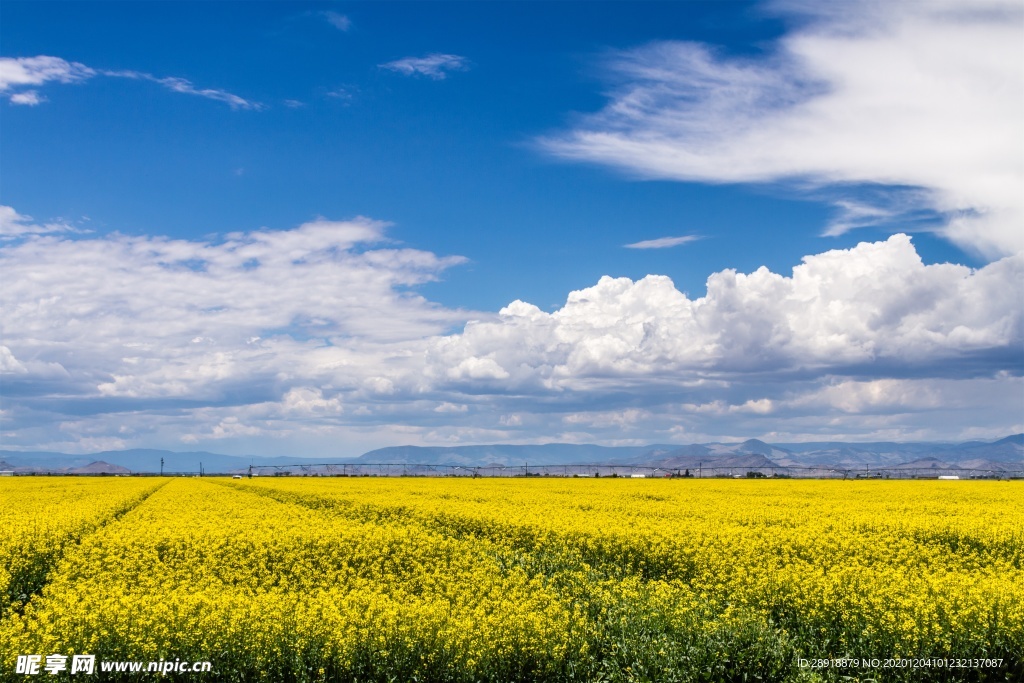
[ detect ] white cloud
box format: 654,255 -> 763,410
0,56 -> 95,96
625,235 -> 700,249
0,205 -> 76,238
320,11 -> 351,31
102,70 -> 261,110
434,402 -> 468,414
802,379 -> 946,414
9,90 -> 44,106
541,0 -> 1024,259
446,357 -> 510,381
563,408 -> 649,428
0,346 -> 27,375
204,417 -> 265,441
281,387 -> 343,415
735,399 -> 774,415
380,54 -> 469,80
325,87 -> 354,102
0,55 -> 259,109
823,200 -> 898,238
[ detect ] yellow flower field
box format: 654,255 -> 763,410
0,478 -> 162,620
0,477 -> 1020,682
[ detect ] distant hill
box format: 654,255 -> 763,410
769,436 -> 1024,468
645,452 -> 779,470
0,449 -> 326,474
956,458 -> 1022,472
1,435 -> 1020,473
353,444 -> 671,467
69,461 -> 132,475
890,457 -> 960,470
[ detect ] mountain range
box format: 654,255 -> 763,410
1,435 -> 1021,475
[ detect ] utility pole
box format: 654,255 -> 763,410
160,457 -> 164,476
698,461 -> 702,479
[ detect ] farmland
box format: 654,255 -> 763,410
1,477 -> 1021,682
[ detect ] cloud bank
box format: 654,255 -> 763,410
542,0 -> 1024,259
2,215 -> 1019,454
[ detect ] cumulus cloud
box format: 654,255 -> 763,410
282,387 -> 344,415
0,55 -> 259,109
425,235 -> 1022,391
2,214 -> 1019,452
380,54 -> 469,80
541,0 -> 1024,259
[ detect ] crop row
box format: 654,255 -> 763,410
0,478 -> 164,619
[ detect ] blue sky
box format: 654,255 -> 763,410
1,1 -> 1022,456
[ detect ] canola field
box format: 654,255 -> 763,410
0,477 -> 1021,682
